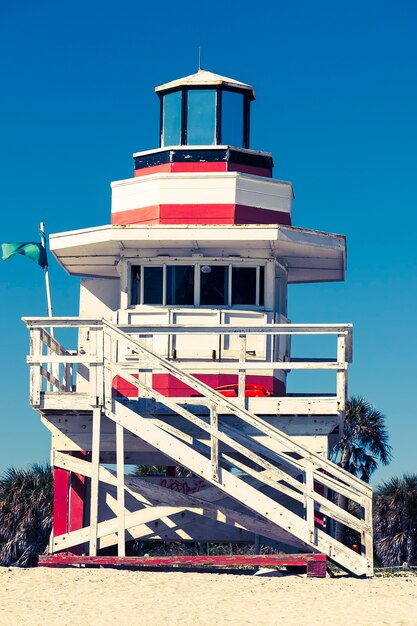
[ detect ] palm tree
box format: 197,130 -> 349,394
330,396 -> 392,544
0,463 -> 53,567
373,474 -> 417,566
331,396 -> 392,482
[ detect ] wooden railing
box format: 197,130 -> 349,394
24,317 -> 352,414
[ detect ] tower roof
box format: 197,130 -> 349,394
155,69 -> 255,99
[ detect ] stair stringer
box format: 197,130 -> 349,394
108,400 -> 369,576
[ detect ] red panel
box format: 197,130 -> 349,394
113,373 -> 139,398
159,204 -> 236,221
112,204 -> 290,226
69,452 -> 86,533
152,373 -> 285,397
235,205 -> 291,225
134,164 -> 172,177
113,373 -> 285,398
227,163 -> 272,177
111,206 -> 160,225
171,162 -> 228,173
53,465 -> 69,537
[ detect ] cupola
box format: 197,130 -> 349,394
156,69 -> 255,149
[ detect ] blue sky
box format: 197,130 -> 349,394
0,1 -> 416,484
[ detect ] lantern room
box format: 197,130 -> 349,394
157,69 -> 254,148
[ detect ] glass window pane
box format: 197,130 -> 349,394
143,266 -> 163,304
166,265 -> 194,305
163,91 -> 182,146
259,266 -> 265,306
200,265 -> 228,306
232,267 -> 257,305
187,90 -> 216,145
131,266 -> 141,304
221,90 -> 244,147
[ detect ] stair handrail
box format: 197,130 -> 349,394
103,320 -> 371,498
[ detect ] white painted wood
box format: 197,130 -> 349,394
46,223 -> 346,283
210,404 -> 219,482
89,408 -> 101,556
29,328 -> 42,406
116,422 -> 125,556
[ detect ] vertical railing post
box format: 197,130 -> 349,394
210,404 -> 219,482
305,460 -> 316,545
89,407 -> 101,556
96,324 -> 104,407
238,334 -> 247,406
30,327 -> 42,406
362,493 -> 374,575
138,334 -> 153,399
88,326 -> 98,407
336,333 -> 347,436
103,325 -> 116,413
116,421 -> 125,556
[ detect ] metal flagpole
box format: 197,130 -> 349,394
40,221 -> 53,318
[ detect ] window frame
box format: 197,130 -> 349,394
129,259 -> 266,309
160,86 -> 250,149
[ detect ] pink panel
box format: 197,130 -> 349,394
53,465 -> 69,538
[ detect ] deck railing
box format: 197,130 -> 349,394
24,317 -> 352,416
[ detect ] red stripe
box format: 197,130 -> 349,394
133,161 -> 271,177
134,164 -> 172,177
111,204 -> 290,226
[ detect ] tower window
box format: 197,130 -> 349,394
200,265 -> 228,306
166,265 -> 194,305
131,263 -> 265,307
232,267 -> 257,305
162,91 -> 182,147
187,89 -> 216,145
143,266 -> 163,305
221,90 -> 244,147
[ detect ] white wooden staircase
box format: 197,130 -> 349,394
25,317 -> 374,577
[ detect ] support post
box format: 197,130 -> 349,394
89,408 -> 101,556
116,422 -> 126,557
210,404 -> 219,482
238,334 -> 246,406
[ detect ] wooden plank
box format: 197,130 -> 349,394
27,355 -> 102,364
39,553 -> 327,578
116,360 -> 343,371
30,328 -> 42,406
116,422 -> 125,557
89,408 -> 101,556
305,461 -> 316,545
210,404 -> 219,482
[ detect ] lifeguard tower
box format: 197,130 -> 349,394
25,69 -> 373,576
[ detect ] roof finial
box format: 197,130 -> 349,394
198,47 -> 202,71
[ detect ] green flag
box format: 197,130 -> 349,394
1,241 -> 47,268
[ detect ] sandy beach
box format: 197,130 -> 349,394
0,568 -> 416,626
